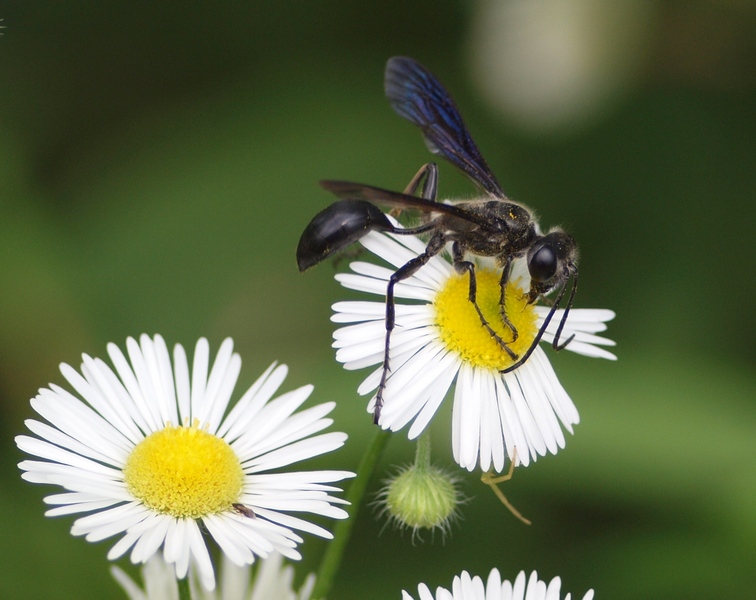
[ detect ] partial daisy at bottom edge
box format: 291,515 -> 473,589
402,568 -> 595,600
111,551 -> 315,600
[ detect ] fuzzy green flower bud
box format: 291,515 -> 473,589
377,431 -> 461,537
378,462 -> 460,536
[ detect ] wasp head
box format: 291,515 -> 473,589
525,230 -> 578,303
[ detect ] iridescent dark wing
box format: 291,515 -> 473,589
319,180 -> 493,228
385,56 -> 505,198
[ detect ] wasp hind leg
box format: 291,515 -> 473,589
402,163 -> 438,200
386,163 -> 440,220
373,164 -> 441,423
375,232 -> 447,424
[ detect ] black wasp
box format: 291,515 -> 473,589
297,57 -> 578,423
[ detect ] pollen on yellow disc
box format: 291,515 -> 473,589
124,422 -> 244,519
434,269 -> 537,370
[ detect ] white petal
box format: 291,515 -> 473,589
516,361 -> 564,455
203,514 -> 260,565
80,356 -> 149,444
406,352 -> 460,439
494,375 -> 529,467
452,364 -> 482,471
195,337 -> 236,428
107,341 -> 162,434
130,514 -> 170,563
506,369 -> 546,462
217,364 -> 288,441
173,343 -> 191,423
243,432 -> 348,472
128,336 -> 173,428
189,338 -> 210,420
331,300 -> 386,320
380,342 -> 450,428
147,334 -> 181,427
186,520 -> 216,590
487,568 -> 503,600
237,400 -> 333,459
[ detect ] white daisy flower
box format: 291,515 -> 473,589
112,551 -> 315,600
332,230 -> 616,471
402,569 -> 594,600
16,335 -> 352,591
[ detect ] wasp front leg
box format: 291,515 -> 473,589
452,242 -> 517,361
497,255 -> 520,344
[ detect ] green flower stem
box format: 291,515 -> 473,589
177,576 -> 191,600
414,429 -> 431,472
312,427 -> 391,600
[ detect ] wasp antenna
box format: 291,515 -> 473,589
500,279 -> 570,374
553,268 -> 578,351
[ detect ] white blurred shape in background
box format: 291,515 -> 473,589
468,0 -> 658,136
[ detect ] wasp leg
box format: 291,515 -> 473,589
390,163 -> 440,219
497,255 -> 519,343
402,162 -> 438,200
375,232 -> 447,424
374,165 -> 439,423
452,243 -> 517,360
480,449 -> 531,525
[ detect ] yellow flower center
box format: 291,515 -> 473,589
124,421 -> 244,519
434,269 -> 537,370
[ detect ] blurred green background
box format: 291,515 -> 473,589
1,1 -> 755,598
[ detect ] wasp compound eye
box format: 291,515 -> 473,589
528,243 -> 557,282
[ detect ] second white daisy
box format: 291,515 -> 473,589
17,335 -> 353,591
332,230 -> 616,472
